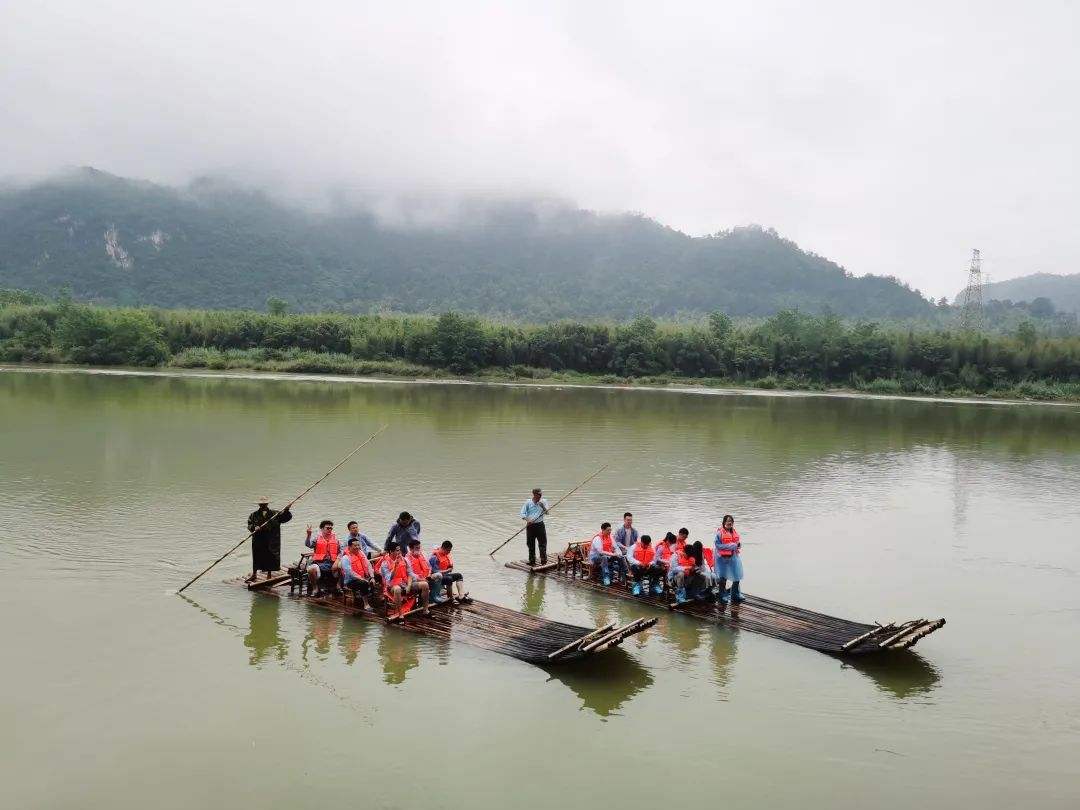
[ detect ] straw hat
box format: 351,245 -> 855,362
257,495 -> 270,505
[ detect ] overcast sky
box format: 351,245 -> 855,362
2,0 -> 1077,299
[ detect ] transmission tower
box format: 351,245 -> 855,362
958,249 -> 984,332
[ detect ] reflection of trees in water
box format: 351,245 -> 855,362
522,575 -> 546,614
244,596 -> 289,666
545,649 -> 654,718
839,650 -> 942,700
377,630 -> 422,685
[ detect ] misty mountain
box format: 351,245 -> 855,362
960,273 -> 1080,315
0,168 -> 932,320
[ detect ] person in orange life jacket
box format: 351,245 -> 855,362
671,540 -> 707,604
380,543 -> 431,619
714,513 -> 745,604
627,534 -> 661,596
428,540 -> 472,603
651,532 -> 677,594
345,520 -> 381,559
588,522 -> 624,586
305,520 -> 342,596
339,536 -> 376,611
405,538 -> 445,605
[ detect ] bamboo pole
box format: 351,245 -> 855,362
547,622 -> 617,660
877,619 -> 925,648
176,424 -> 389,594
488,464 -> 609,557
841,622 -> 895,651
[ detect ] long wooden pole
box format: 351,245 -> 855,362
176,424 -> 389,594
487,463 -> 609,557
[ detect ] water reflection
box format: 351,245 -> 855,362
244,596 -> 289,666
709,630 -> 738,695
521,575 -> 546,614
301,611 -> 340,663
838,650 -> 942,700
337,619 -> 371,666
378,630 -> 423,685
545,649 -> 654,718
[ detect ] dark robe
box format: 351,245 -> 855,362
248,506 -> 292,573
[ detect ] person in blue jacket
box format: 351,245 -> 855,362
714,514 -> 745,604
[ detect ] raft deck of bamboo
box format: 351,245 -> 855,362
227,573 -> 656,665
505,560 -> 944,656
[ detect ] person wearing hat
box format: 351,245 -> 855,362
384,511 -> 421,554
246,496 -> 293,581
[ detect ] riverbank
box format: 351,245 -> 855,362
3,300 -> 1080,402
4,359 -> 1078,406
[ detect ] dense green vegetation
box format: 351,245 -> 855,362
0,168 -> 931,320
3,294 -> 1080,400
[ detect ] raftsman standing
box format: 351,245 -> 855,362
520,488 -> 550,566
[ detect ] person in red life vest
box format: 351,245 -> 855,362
671,539 -> 708,604
676,527 -> 690,553
380,543 -> 430,620
652,532 -> 677,594
627,534 -> 660,596
713,513 -> 745,604
588,522 -> 624,586
339,536 -> 376,611
405,538 -> 444,605
305,520 -> 342,597
428,540 -> 472,604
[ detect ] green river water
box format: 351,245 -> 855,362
1,368 -> 1078,809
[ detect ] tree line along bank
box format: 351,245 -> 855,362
2,291 -> 1080,400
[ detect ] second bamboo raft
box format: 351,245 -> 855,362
505,557 -> 944,657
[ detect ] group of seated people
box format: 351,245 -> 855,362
301,510 -> 472,620
583,512 -> 745,605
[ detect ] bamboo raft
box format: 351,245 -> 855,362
227,571 -> 656,665
506,550 -> 945,657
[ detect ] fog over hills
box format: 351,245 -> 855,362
0,168 -> 931,320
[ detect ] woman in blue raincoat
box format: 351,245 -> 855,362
713,514 -> 745,604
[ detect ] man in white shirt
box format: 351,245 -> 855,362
520,487 -> 550,566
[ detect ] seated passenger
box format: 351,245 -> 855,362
613,512 -> 639,556
305,520 -> 341,597
652,532 -> 677,593
671,539 -> 706,604
406,538 -> 444,605
380,543 -> 430,620
345,520 -> 381,559
627,534 -> 659,596
340,536 -> 376,611
589,522 -> 624,586
429,540 -> 471,603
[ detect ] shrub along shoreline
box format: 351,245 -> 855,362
2,297 -> 1080,402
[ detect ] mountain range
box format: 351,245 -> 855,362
0,167 -> 999,320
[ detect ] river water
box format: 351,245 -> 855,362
1,368 -> 1078,809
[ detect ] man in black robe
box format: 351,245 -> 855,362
247,496 -> 293,581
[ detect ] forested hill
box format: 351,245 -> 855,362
971,273 -> 1080,315
0,168 -> 931,320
